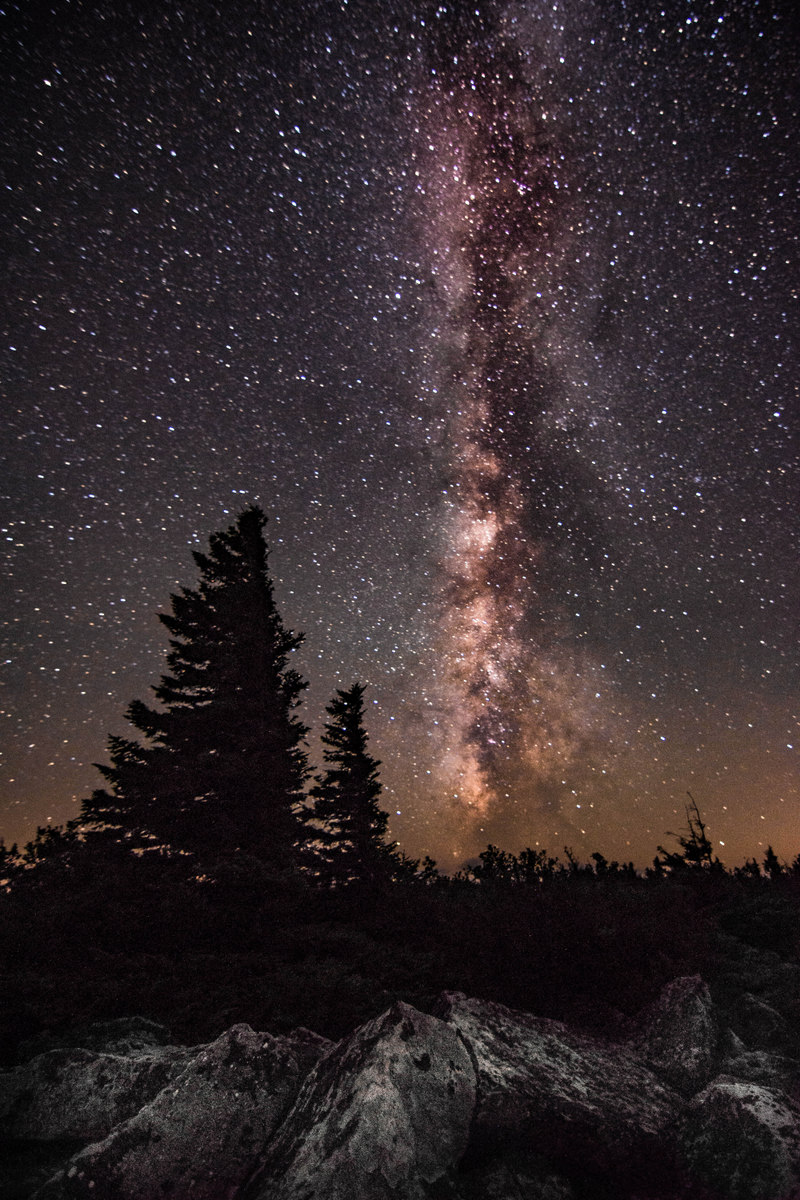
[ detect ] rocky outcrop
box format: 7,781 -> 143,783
680,1079 -> 800,1199
437,991 -> 684,1193
714,934 -> 800,1040
733,992 -> 793,1052
634,974 -> 722,1094
3,974 -> 797,1200
719,1043 -> 800,1091
14,1016 -> 173,1062
245,1002 -> 476,1199
31,1025 -> 332,1200
0,1043 -> 197,1140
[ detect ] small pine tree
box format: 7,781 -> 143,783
307,682 -> 397,886
82,506 -> 309,866
763,845 -> 783,880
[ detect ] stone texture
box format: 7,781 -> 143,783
280,1025 -> 334,1074
458,1162 -> 575,1200
248,1001 -> 477,1200
714,936 -> 800,1029
438,991 -> 685,1191
733,992 -> 792,1053
13,979 -> 799,1200
15,1017 -> 173,1062
719,1047 -> 800,1091
680,1079 -> 800,1199
32,1024 -> 322,1200
0,1043 -> 196,1140
634,974 -> 722,1095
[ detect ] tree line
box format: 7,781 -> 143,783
0,506 -> 794,889
1,506 -> 798,1060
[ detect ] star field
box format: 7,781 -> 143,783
2,0 -> 797,868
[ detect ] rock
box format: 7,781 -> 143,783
719,1047 -> 800,1091
281,1025 -> 334,1073
634,974 -> 721,1094
15,1017 -> 173,1063
247,1001 -> 477,1199
763,962 -> 800,1022
722,1027 -> 748,1057
461,1161 -> 575,1200
680,1079 -> 800,1199
0,1043 -> 196,1140
438,991 -> 684,1193
33,1024 -> 320,1200
714,935 -> 800,1023
23,981 -> 796,1200
732,992 -> 791,1052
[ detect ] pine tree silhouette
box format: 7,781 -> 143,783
308,682 -> 399,885
82,506 -> 309,865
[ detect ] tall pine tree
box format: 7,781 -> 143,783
82,507 -> 309,865
308,682 -> 399,885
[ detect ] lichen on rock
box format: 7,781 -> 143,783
247,1002 -> 477,1200
679,1078 -> 800,1200
31,1024 -> 320,1200
1,1043 -> 196,1141
633,974 -> 722,1095
437,991 -> 685,1191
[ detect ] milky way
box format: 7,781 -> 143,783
395,0 -> 797,863
409,7 -> 611,843
2,0 -> 797,867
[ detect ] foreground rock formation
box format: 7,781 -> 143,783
246,1002 -> 476,1199
1,976 -> 798,1199
436,991 -> 683,1194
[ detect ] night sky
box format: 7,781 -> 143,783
2,0 -> 797,870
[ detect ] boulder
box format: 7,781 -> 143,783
732,992 -> 791,1053
14,1016 -> 173,1062
438,991 -> 685,1193
633,974 -> 721,1094
247,1001 -> 477,1199
714,936 -> 800,1022
278,1025 -> 333,1074
20,981 -> 798,1200
33,1024 -> 324,1200
679,1079 -> 800,1199
719,1047 -> 799,1091
0,1043 -> 196,1140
